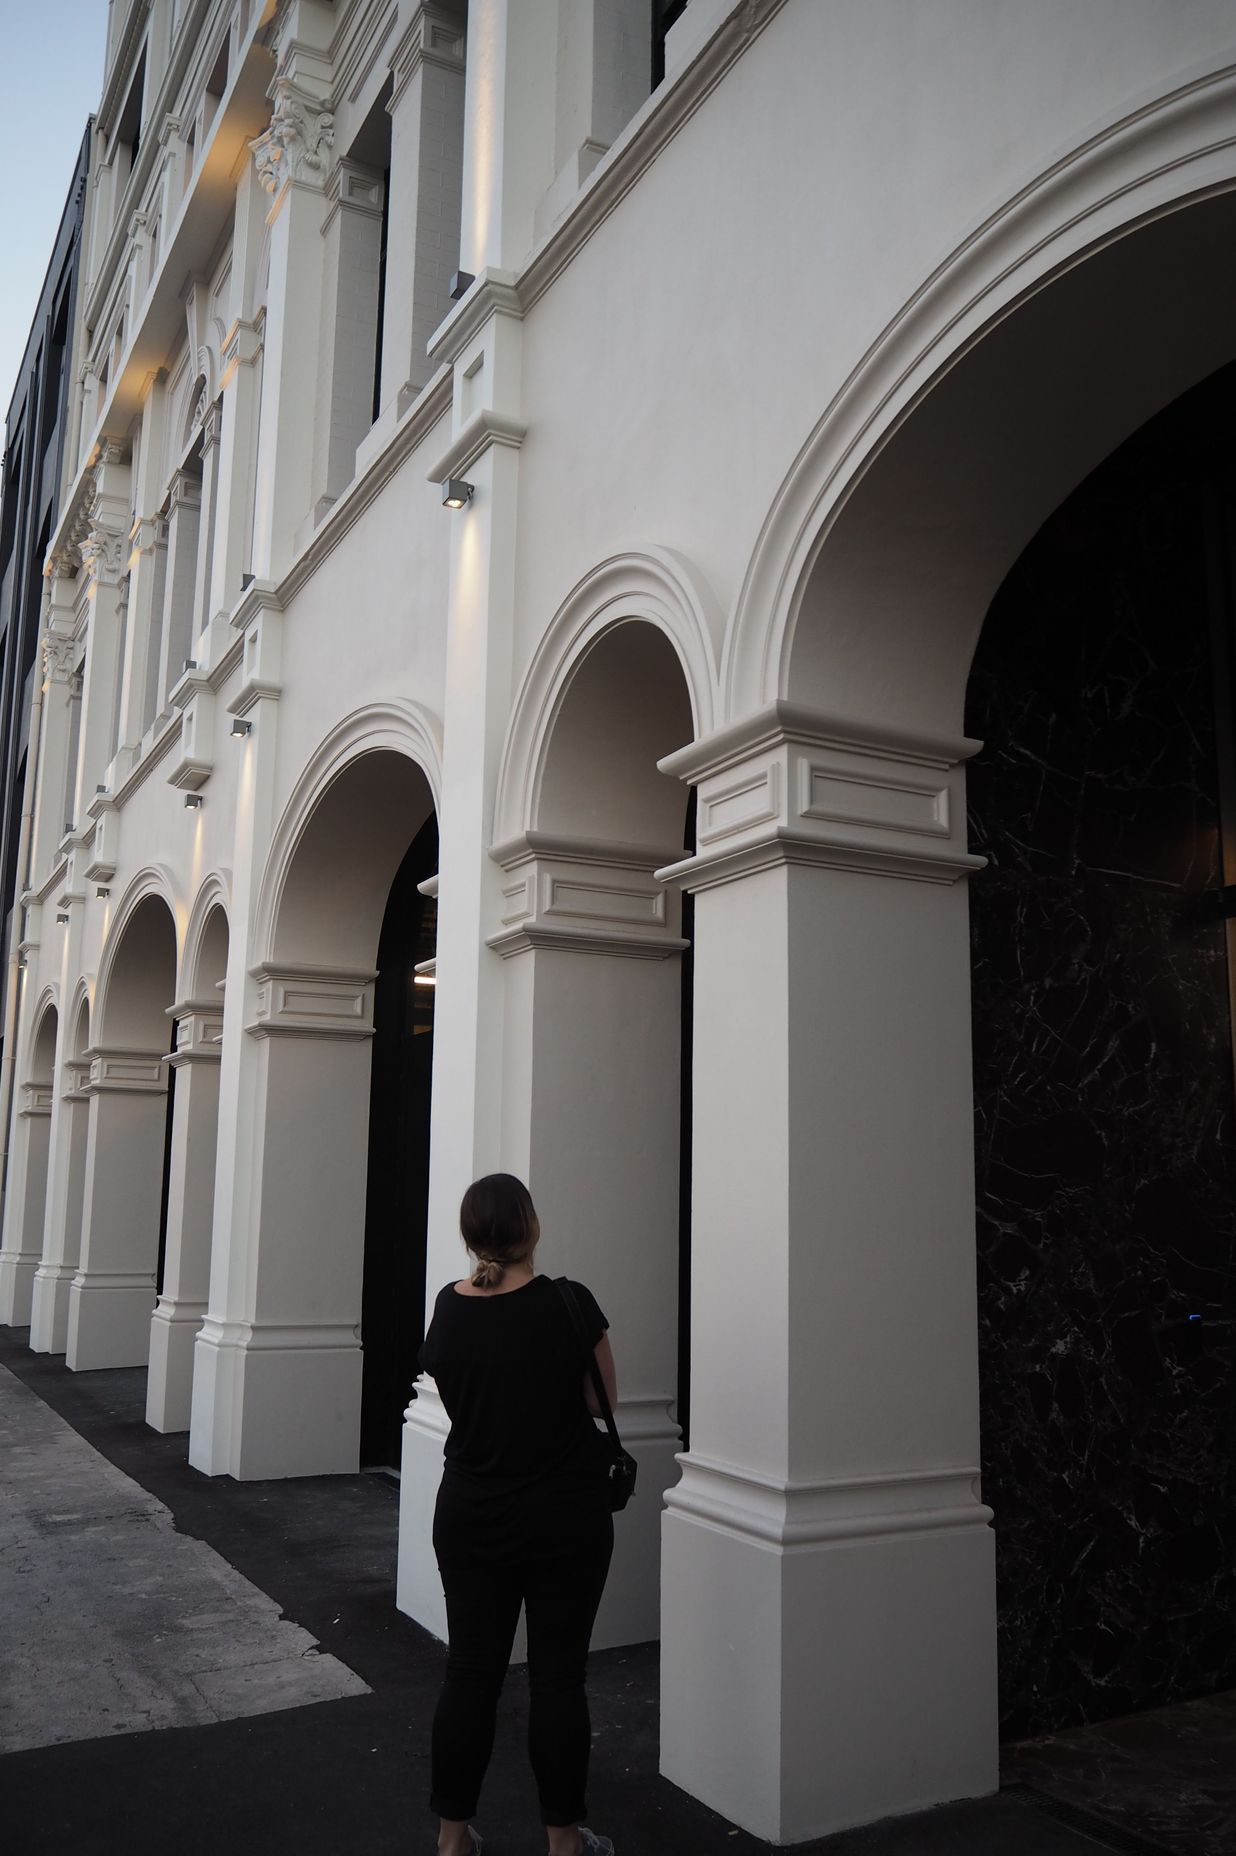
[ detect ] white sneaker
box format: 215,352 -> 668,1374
578,1833 -> 614,1855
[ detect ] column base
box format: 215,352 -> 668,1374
65,1272 -> 156,1369
188,1319 -> 363,1479
660,1456 -> 999,1844
0,1251 -> 41,1326
29,1264 -> 77,1352
145,1297 -> 206,1432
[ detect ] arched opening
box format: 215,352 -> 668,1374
68,893 -> 177,1371
663,191 -> 1236,1838
521,618 -> 696,1645
966,358 -> 1236,1736
242,746 -> 438,1477
147,898 -> 230,1434
361,812 -> 438,1470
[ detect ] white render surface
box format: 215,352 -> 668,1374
0,1364 -> 368,1753
0,0 -> 1233,1842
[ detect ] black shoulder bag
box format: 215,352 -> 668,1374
555,1278 -> 638,1513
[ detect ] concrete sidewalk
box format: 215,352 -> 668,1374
1,1328 -> 1229,1856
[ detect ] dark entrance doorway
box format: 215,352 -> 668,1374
967,362 -> 1236,1737
360,814 -> 438,1470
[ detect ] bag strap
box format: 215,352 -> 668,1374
555,1277 -> 623,1451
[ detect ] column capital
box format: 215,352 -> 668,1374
487,831 -> 686,960
251,76 -> 336,196
169,1001 -> 224,1063
79,514 -> 129,587
41,627 -> 78,687
246,963 -> 376,1040
85,1048 -> 170,1095
656,701 -> 987,892
321,156 -> 385,231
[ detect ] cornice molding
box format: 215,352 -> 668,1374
487,922 -> 688,962
426,407 -> 527,485
659,701 -> 981,784
427,269 -> 523,370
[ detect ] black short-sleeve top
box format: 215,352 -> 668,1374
420,1274 -> 609,1494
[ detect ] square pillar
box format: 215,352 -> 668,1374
655,705 -> 999,1844
0,1082 -> 54,1325
489,836 -> 687,1650
190,966 -> 373,1479
72,444 -> 132,825
29,1060 -> 91,1354
67,1048 -> 169,1371
146,1004 -> 223,1433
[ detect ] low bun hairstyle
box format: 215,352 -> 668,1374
461,1173 -> 540,1289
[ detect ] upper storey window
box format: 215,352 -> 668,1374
652,0 -> 691,86
113,46 -> 147,196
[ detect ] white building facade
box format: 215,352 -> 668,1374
2,0 -> 1236,1841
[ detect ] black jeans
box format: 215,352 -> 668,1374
430,1507 -> 614,1826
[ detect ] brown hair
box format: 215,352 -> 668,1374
460,1173 -> 539,1289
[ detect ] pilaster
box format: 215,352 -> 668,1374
66,1044 -> 169,1372
247,10 -> 337,581
457,0 -> 558,277
156,466 -> 202,715
29,1056 -> 91,1354
313,157 -> 386,515
29,569 -> 82,885
146,1002 -> 223,1433
72,443 -> 132,826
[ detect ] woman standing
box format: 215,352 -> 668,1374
420,1173 -> 617,1856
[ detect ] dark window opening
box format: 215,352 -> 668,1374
652,0 -> 691,87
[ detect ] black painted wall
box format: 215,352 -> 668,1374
966,364 -> 1236,1738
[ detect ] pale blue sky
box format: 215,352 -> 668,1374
1,2 -> 109,437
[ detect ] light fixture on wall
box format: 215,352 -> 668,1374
96,886 -> 110,899
183,658 -> 198,673
184,793 -> 203,810
230,717 -> 252,738
442,478 -> 474,509
241,572 -> 255,589
56,912 -> 69,925
449,270 -> 474,301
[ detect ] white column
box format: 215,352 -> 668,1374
193,964 -> 373,1478
0,1081 -> 53,1325
397,296 -> 526,1627
457,0 -> 558,278
247,16 -> 336,580
208,321 -> 262,620
146,1003 -> 222,1433
313,157 -> 385,515
156,467 -> 202,712
72,444 -> 131,825
27,573 -> 81,885
381,4 -> 466,412
655,707 -> 998,1844
67,1048 -> 169,1371
488,836 -> 686,1649
29,1059 -> 90,1353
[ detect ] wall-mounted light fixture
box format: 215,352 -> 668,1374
56,912 -> 70,926
442,479 -> 474,509
184,793 -> 203,810
449,270 -> 475,301
63,821 -> 74,835
230,717 -> 252,738
241,572 -> 254,590
96,886 -> 110,899
96,783 -> 108,795
183,658 -> 198,674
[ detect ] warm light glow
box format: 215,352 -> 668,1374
414,974 -> 436,987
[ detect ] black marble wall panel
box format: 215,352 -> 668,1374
966,368 -> 1236,1739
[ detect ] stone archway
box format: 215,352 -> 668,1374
659,190 -> 1236,1842
68,889 -> 178,1371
